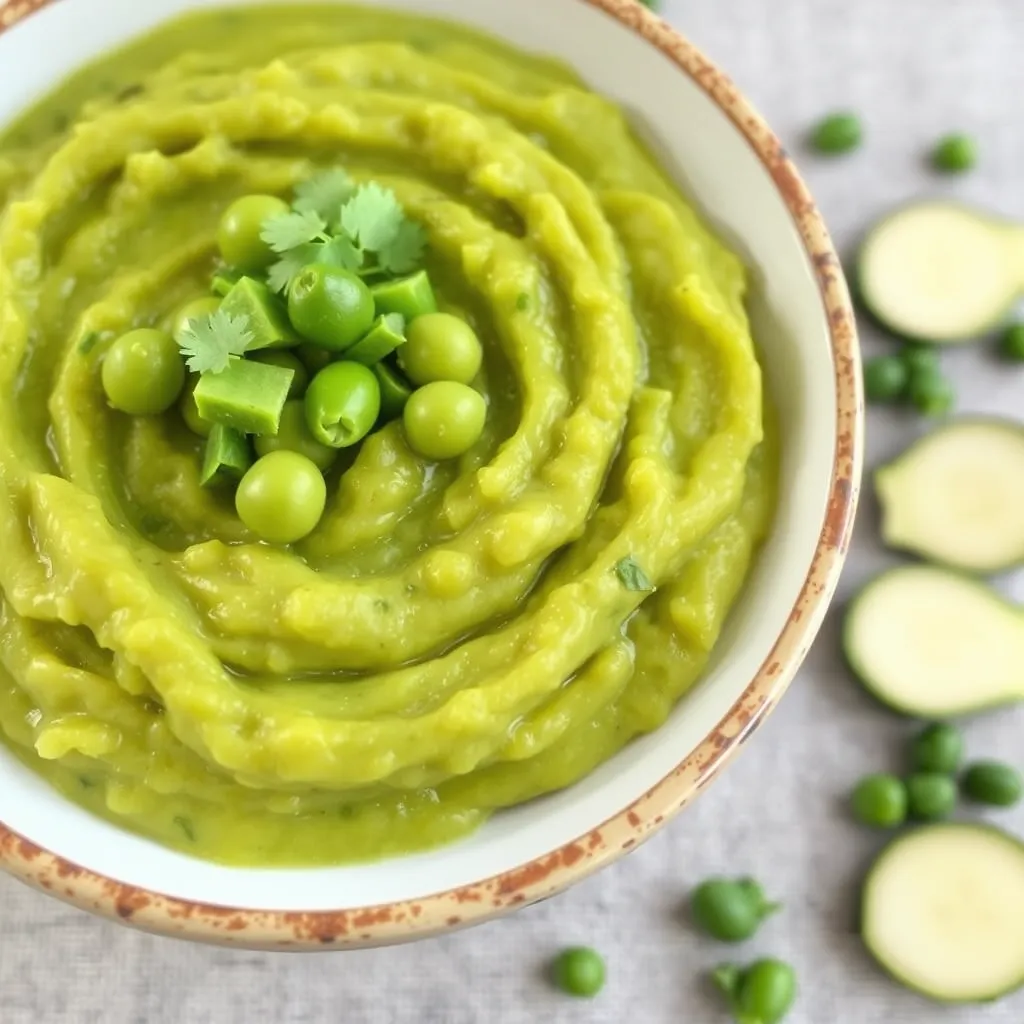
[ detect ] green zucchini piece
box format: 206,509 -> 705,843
843,565 -> 1024,717
219,276 -> 298,350
858,200 -> 1024,343
200,424 -> 252,486
876,419 -> 1024,573
193,359 -> 294,436
862,824 -> 1024,1003
371,270 -> 437,322
346,313 -> 406,366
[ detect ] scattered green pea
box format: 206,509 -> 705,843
901,343 -> 940,376
218,194 -> 289,271
931,133 -> 978,174
907,366 -> 955,417
961,761 -> 1023,807
403,381 -> 486,461
170,296 -> 221,346
863,355 -> 908,403
851,773 -> 908,828
905,772 -> 957,821
235,450 -> 327,545
180,375 -> 212,437
690,877 -> 780,942
399,312 -> 484,386
810,112 -> 862,155
911,723 -> 963,774
551,947 -> 605,998
305,361 -> 381,448
999,323 -> 1024,361
713,959 -> 797,1024
288,264 -> 375,352
102,328 -> 185,416
255,400 -> 338,472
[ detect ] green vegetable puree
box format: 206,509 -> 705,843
0,5 -> 776,865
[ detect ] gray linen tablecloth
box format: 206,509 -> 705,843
3,1 -> 1023,1020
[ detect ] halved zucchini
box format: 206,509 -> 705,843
843,565 -> 1024,717
863,824 -> 1024,1003
876,419 -> 1024,573
858,200 -> 1024,342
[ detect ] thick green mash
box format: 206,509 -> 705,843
0,5 -> 775,865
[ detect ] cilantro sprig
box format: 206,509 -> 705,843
177,309 -> 254,374
261,169 -> 427,294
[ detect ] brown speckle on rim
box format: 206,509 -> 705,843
0,0 -> 861,952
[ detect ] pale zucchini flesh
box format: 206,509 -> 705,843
863,824 -> 1024,1003
877,420 -> 1024,573
844,565 -> 1024,717
859,201 -> 1024,342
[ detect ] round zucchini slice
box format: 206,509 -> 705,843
876,419 -> 1024,573
843,565 -> 1024,717
858,201 -> 1024,343
863,824 -> 1024,1003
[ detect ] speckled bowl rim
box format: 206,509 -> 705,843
0,0 -> 863,949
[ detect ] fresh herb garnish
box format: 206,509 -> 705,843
615,556 -> 653,592
261,209 -> 330,253
262,170 -> 427,293
176,309 -> 254,374
292,168 -> 356,219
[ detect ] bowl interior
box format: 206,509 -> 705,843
0,0 -> 836,912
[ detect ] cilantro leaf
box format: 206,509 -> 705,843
293,169 -> 355,220
340,183 -> 405,253
267,243 -> 321,294
176,310 -> 253,374
318,234 -> 363,272
260,209 -> 328,254
378,219 -> 427,275
614,556 -> 653,593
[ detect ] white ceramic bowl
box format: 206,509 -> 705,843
0,0 -> 861,948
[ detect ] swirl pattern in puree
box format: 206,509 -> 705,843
0,5 -> 776,865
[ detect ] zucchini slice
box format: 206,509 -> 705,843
844,565 -> 1024,717
863,824 -> 1024,1003
876,419 -> 1024,573
858,201 -> 1024,342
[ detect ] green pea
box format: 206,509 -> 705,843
374,361 -> 414,420
255,400 -> 338,471
180,375 -> 212,437
305,361 -> 381,448
810,112 -> 862,155
931,133 -> 978,173
235,451 -> 326,544
551,947 -> 605,998
851,773 -> 908,828
170,296 -> 221,346
999,323 -> 1024,361
962,761 -> 1023,807
288,264 -> 375,351
911,723 -> 963,774
249,350 -> 309,398
399,312 -> 484,386
403,381 -> 486,461
906,772 -> 957,821
901,343 -> 940,375
102,328 -> 185,416
713,960 -> 797,1024
217,194 -> 289,271
297,342 -> 333,374
907,366 -> 955,417
863,355 -> 908,403
690,878 -> 780,942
